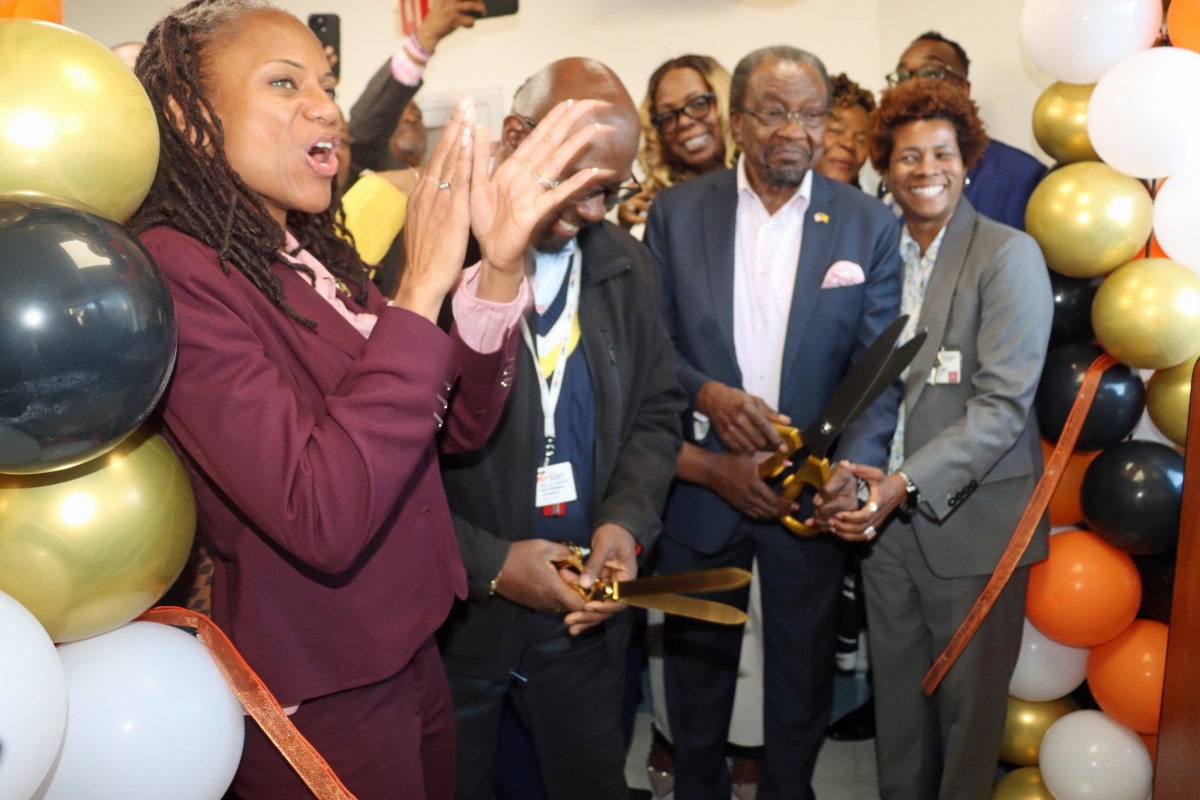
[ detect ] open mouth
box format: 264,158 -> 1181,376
910,185 -> 946,198
306,139 -> 339,179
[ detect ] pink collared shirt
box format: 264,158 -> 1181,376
732,158 -> 813,410
282,232 -> 529,352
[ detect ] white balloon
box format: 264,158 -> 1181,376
1020,0 -> 1162,84
34,622 -> 245,800
1010,617 -> 1090,702
0,590 -> 68,800
1153,169 -> 1200,273
1088,48 -> 1200,179
1040,710 -> 1152,800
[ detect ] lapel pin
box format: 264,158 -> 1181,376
813,212 -> 829,224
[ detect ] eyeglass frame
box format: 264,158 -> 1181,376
733,104 -> 831,130
884,64 -> 968,87
650,92 -> 717,134
516,115 -> 643,209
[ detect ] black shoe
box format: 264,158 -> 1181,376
827,697 -> 875,741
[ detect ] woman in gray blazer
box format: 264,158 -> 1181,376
818,79 -> 1053,799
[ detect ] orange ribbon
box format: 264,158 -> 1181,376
138,606 -> 357,800
922,353 -> 1118,695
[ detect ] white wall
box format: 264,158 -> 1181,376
62,0 -> 1052,162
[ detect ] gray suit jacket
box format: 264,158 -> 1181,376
898,199 -> 1053,578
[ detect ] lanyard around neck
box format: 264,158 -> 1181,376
519,247 -> 582,449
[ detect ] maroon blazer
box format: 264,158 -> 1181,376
142,227 -> 517,705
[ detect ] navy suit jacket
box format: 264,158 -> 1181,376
964,138 -> 1046,232
646,169 -> 903,554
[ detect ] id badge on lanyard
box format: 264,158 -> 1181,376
520,250 -> 582,517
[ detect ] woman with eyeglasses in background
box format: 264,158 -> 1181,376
617,55 -> 737,231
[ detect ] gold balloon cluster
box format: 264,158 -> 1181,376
0,430 -> 195,642
1092,258 -> 1200,369
1032,82 -> 1100,165
1025,162 -> 1153,278
1000,695 -> 1079,766
0,19 -> 159,222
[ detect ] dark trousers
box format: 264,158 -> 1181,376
232,637 -> 455,800
661,519 -> 846,800
447,611 -> 631,800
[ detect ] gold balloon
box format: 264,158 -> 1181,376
1032,82 -> 1101,165
1147,353 -> 1198,447
1025,162 -> 1153,278
1093,258 -> 1200,369
0,19 -> 159,223
1000,695 -> 1079,766
0,429 -> 195,642
992,766 -> 1055,800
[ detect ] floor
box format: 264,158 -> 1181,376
624,672 -> 879,799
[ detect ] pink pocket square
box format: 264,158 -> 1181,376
821,260 -> 865,288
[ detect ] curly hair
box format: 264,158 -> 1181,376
868,78 -> 988,174
830,73 -> 875,114
636,55 -> 737,196
128,0 -> 368,330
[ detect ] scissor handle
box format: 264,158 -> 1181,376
778,455 -> 832,537
756,423 -> 805,479
552,543 -> 600,601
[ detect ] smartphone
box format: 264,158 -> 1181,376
307,13 -> 341,79
477,0 -> 518,18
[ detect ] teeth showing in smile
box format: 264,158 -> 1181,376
911,185 -> 945,197
682,133 -> 711,152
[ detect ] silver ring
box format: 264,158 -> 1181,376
864,525 -> 877,541
437,181 -> 451,190
534,172 -> 558,190
866,501 -> 879,515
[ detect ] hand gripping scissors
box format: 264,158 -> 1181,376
756,314 -> 927,536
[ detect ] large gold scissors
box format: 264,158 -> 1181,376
554,544 -> 751,625
757,314 -> 927,536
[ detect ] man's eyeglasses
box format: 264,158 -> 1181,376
651,93 -> 716,134
518,116 -> 643,208
736,105 -> 829,130
885,64 -> 967,86
546,174 -> 643,210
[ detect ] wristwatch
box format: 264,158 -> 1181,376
896,470 -> 920,511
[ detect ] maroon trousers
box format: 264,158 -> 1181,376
232,638 -> 455,800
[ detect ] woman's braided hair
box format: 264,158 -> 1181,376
129,0 -> 369,330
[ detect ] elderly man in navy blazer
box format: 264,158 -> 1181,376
645,45 -> 903,800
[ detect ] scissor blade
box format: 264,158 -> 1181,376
798,314 -> 910,457
618,594 -> 749,625
837,328 -> 928,439
608,567 -> 752,600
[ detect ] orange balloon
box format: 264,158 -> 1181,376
1027,529 -> 1142,647
1042,440 -> 1101,526
1087,619 -> 1169,734
0,0 -> 61,23
1169,0 -> 1200,53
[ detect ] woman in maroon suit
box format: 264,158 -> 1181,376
129,1 -> 602,797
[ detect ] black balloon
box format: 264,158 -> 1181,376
0,198 -> 176,474
1080,441 -> 1184,555
1048,271 -> 1101,349
1134,549 -> 1177,624
1035,342 -> 1145,452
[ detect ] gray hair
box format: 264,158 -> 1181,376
730,46 -> 832,110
